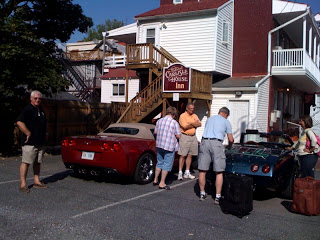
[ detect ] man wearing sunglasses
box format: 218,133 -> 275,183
16,90 -> 47,193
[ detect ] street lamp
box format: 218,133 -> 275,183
102,32 -> 108,73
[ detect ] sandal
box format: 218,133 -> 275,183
19,186 -> 30,193
159,185 -> 171,190
33,182 -> 48,188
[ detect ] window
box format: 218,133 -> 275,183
222,21 -> 229,44
173,0 -> 183,4
104,127 -> 139,135
112,84 -> 125,96
146,28 -> 155,44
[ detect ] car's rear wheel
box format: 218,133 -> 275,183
280,163 -> 300,199
134,153 -> 156,184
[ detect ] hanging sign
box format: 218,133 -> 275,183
163,63 -> 191,92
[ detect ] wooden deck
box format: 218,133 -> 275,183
117,43 -> 212,123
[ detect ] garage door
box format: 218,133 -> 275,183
228,100 -> 249,143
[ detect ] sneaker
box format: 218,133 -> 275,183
183,172 -> 196,179
199,192 -> 207,201
178,172 -> 183,180
214,197 -> 221,205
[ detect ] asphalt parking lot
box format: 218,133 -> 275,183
0,154 -> 320,240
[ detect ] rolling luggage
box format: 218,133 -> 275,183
220,173 -> 253,218
291,177 -> 320,216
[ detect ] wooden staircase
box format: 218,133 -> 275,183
117,44 -> 180,123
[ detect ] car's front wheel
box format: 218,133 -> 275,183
134,153 -> 156,184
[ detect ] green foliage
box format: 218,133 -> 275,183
82,19 -> 124,41
0,0 -> 93,153
0,0 -> 93,102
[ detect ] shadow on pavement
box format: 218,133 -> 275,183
281,200 -> 293,213
41,170 -> 72,184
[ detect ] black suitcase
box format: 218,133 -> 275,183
220,173 -> 253,218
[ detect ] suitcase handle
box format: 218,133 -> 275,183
305,177 -> 315,180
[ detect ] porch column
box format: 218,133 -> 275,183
313,36 -> 317,63
303,16 -> 307,68
125,69 -> 129,105
162,98 -> 166,116
317,43 -> 320,68
206,100 -> 211,117
308,27 -> 312,56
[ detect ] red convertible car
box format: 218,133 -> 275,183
61,123 -> 158,184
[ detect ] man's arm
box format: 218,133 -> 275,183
227,133 -> 234,149
16,121 -> 31,143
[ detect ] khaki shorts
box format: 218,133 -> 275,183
22,145 -> 45,164
178,134 -> 199,156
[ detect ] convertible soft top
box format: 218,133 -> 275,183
98,123 -> 155,140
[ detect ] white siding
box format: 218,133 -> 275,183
255,79 -> 270,132
194,92 -> 256,141
101,78 -> 139,103
138,15 -> 217,72
215,2 -> 233,75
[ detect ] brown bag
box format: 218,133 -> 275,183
291,177 -> 320,216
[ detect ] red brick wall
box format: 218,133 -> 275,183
232,0 -> 274,77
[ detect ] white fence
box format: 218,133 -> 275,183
104,55 -> 126,68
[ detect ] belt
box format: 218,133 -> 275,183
182,132 -> 195,136
202,137 -> 222,142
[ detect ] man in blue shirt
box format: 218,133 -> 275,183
198,107 -> 234,203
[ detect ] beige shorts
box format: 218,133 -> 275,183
178,134 -> 199,156
22,145 -> 45,164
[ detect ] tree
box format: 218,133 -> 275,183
82,19 -> 124,41
0,0 -> 93,154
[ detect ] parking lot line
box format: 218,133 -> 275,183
0,174 -> 52,185
71,178 -> 197,219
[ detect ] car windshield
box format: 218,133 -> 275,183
243,133 -> 291,145
104,127 -> 139,135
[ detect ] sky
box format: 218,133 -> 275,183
67,0 -> 320,43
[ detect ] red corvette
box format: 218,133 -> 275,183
61,123 -> 158,184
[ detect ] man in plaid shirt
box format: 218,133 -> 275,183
153,106 -> 181,190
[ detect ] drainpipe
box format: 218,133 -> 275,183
102,32 -> 108,74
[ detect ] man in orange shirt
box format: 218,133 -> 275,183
178,103 -> 201,180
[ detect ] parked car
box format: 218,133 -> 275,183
61,123 -> 159,184
225,130 -> 300,199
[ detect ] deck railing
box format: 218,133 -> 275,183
272,48 -> 304,68
117,75 -> 162,123
104,54 -> 126,68
127,43 -> 178,68
66,50 -> 104,61
272,48 -> 320,82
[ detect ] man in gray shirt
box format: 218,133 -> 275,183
198,107 -> 234,203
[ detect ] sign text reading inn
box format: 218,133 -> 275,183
163,63 -> 191,92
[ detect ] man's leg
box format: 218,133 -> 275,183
178,155 -> 186,172
33,162 -> 42,185
184,154 -> 195,179
159,170 -> 168,188
178,155 -> 185,180
198,170 -> 207,192
215,172 -> 223,195
20,162 -> 29,188
154,167 -> 161,184
185,154 -> 192,171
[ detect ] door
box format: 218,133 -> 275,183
228,100 -> 249,143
